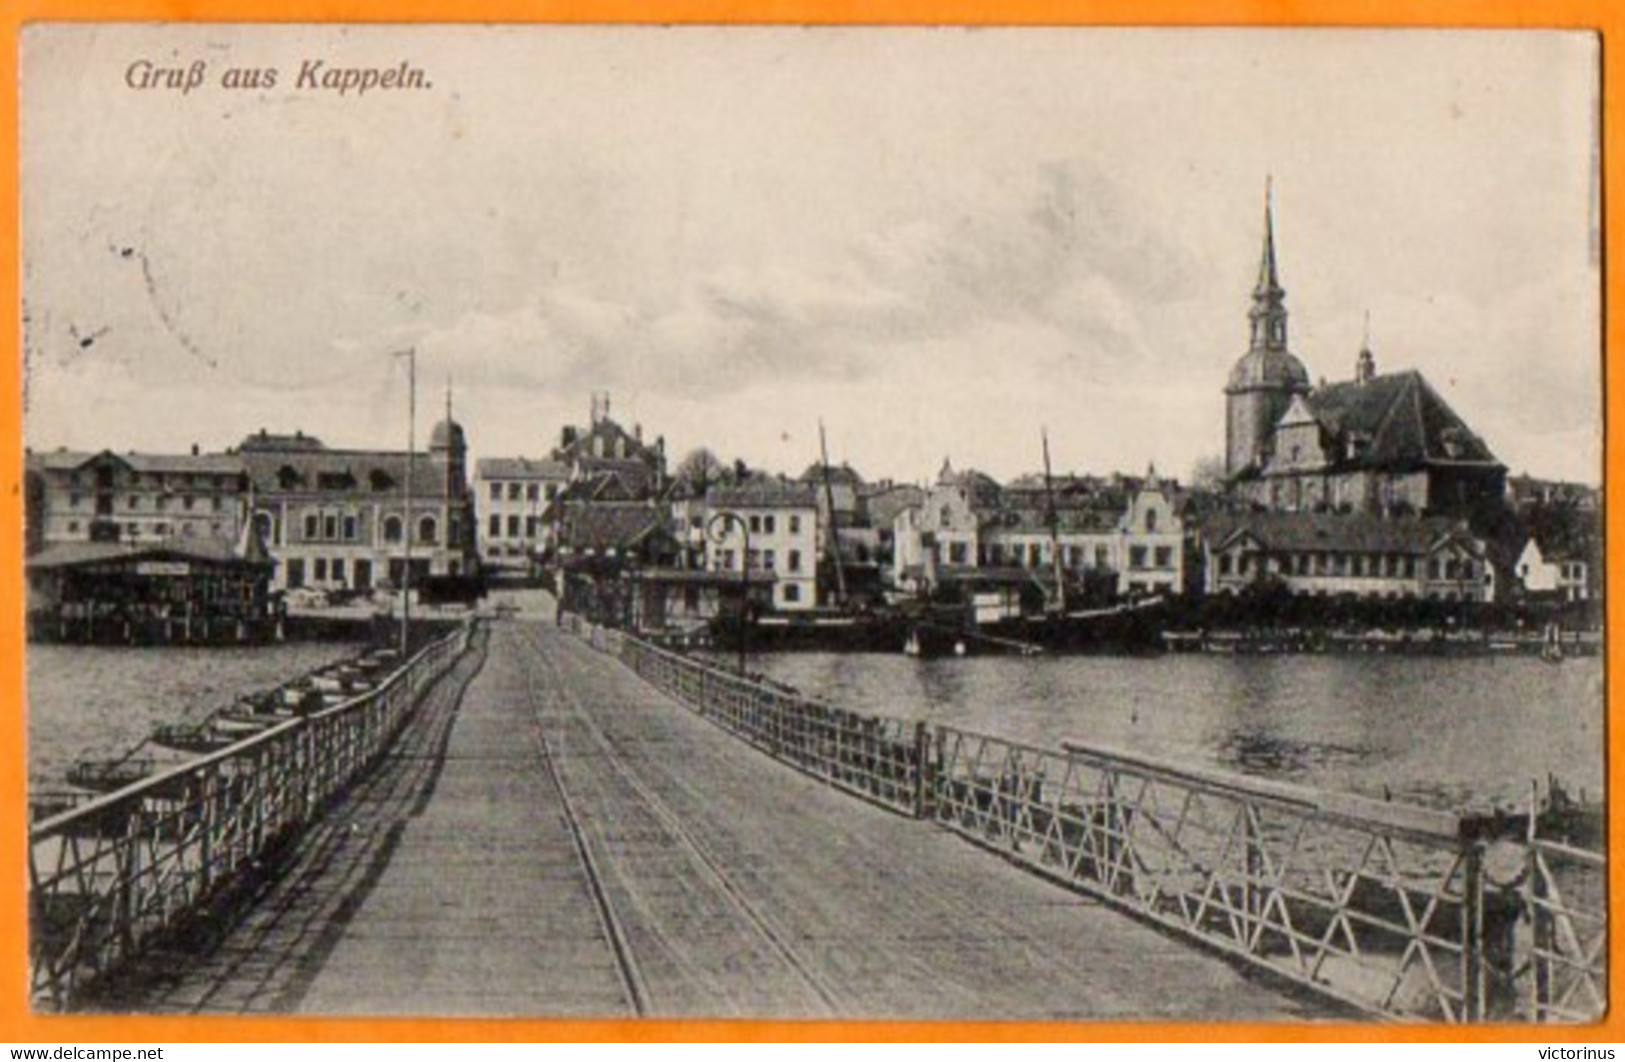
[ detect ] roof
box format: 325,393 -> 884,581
1196,511 -> 1480,557
708,479 -> 819,510
239,430 -> 325,452
1228,347 -> 1311,392
429,419 -> 467,451
556,503 -> 668,553
863,484 -> 927,529
1303,370 -> 1499,471
239,447 -> 455,497
27,448 -> 246,477
27,537 -> 270,571
476,456 -> 571,480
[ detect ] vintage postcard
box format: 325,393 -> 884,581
14,22 -> 1607,1032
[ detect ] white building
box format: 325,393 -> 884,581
474,456 -> 570,573
704,479 -> 820,611
1515,535 -> 1593,602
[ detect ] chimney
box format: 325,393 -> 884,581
634,423 -> 643,444
191,443 -> 200,456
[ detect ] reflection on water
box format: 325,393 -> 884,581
27,641 -> 358,789
746,651 -> 1605,812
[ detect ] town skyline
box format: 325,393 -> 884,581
22,26 -> 1601,486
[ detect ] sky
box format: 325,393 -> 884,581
20,25 -> 1602,487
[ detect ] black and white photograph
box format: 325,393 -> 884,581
20,24 -> 1605,1024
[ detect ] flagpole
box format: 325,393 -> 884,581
401,348 -> 416,655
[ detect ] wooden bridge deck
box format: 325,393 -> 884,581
97,617 -> 1329,1022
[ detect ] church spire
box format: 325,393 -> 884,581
1249,177 -> 1289,353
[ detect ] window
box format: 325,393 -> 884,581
419,516 -> 438,544
764,515 -> 776,534
719,549 -> 735,571
490,482 -> 502,501
749,514 -> 762,534
68,492 -> 81,508
508,515 -> 521,538
128,495 -> 140,509
332,558 -> 346,585
1145,508 -> 1158,533
183,495 -> 195,511
343,515 -> 358,541
526,484 -> 539,501
547,485 -> 559,501
304,513 -> 319,540
1219,554 -> 1233,576
314,557 -> 328,581
286,558 -> 305,588
154,522 -> 169,535
526,517 -> 539,538
790,515 -> 801,534
783,583 -> 801,603
1154,546 -> 1173,569
508,483 -> 521,501
324,515 -> 338,540
489,514 -> 502,538
788,549 -> 802,573
1095,546 -> 1109,569
948,542 -> 968,565
155,495 -> 168,512
763,549 -> 776,570
212,496 -> 224,512
67,521 -> 79,533
384,515 -> 403,544
1129,546 -> 1147,570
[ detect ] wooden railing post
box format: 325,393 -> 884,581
912,720 -> 931,819
1461,841 -> 1486,1021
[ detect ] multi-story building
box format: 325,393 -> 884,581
236,421 -> 478,594
704,479 -> 820,611
1515,531 -> 1596,602
474,456 -> 569,574
25,446 -> 250,550
893,463 -> 1184,600
1197,511 -> 1496,603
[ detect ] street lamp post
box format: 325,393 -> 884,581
707,511 -> 751,676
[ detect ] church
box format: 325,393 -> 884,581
1223,190 -> 1506,528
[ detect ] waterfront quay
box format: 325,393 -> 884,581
31,602 -> 1602,1023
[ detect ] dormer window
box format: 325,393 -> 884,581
370,469 -> 395,492
278,465 -> 302,490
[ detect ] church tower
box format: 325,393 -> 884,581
1224,182 -> 1310,478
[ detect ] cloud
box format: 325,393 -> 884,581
374,160 -> 1205,407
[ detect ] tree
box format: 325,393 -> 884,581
675,447 -> 725,493
1189,454 -> 1227,491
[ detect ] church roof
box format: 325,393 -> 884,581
1227,346 -> 1310,392
1306,370 -> 1499,470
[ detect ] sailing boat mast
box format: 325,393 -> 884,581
818,419 -> 848,607
1042,427 -> 1066,615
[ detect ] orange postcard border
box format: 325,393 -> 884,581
0,0 -> 1615,1043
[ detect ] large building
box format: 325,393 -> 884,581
25,447 -> 251,551
704,478 -> 821,611
1223,192 -> 1505,524
237,421 -> 478,594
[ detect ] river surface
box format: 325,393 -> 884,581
26,641 -> 358,790
741,650 -> 1606,812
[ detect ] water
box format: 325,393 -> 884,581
26,641 -> 358,790
743,651 -> 1606,812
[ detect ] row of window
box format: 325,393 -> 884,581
485,481 -> 560,503
1219,551 -> 1481,581
66,493 -> 224,513
940,541 -> 1172,570
488,514 -> 542,539
63,520 -> 225,538
291,512 -> 439,545
63,472 -> 238,490
714,548 -> 804,573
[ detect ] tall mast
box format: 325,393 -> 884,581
818,419 -> 847,607
1042,427 -> 1066,615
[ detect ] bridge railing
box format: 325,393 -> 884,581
617,633 -> 923,816
591,621 -> 1604,1024
27,622 -> 473,1011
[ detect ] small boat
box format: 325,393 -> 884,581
150,721 -> 242,754
66,757 -> 154,792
